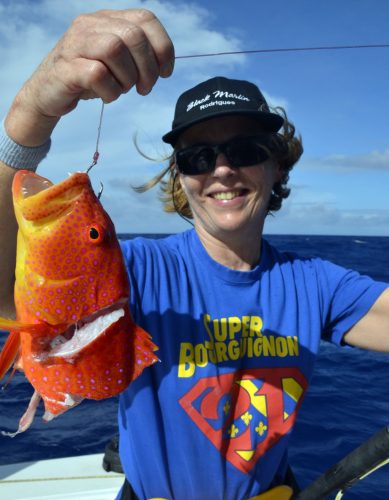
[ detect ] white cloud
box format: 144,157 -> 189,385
301,149 -> 389,171
266,199 -> 389,236
264,183 -> 389,236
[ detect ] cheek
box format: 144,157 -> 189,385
179,175 -> 203,199
245,164 -> 275,187
263,162 -> 282,186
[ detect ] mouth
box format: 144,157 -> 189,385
13,170 -> 90,221
209,189 -> 249,201
18,172 -> 54,198
36,299 -> 128,361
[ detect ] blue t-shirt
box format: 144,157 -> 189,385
117,229 -> 386,500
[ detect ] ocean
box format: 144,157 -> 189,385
1,234 -> 389,499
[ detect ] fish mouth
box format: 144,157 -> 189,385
13,170 -> 91,222
17,171 -> 54,198
36,298 -> 128,361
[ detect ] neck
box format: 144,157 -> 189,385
195,226 -> 263,271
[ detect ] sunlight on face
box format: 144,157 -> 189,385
176,115 -> 281,241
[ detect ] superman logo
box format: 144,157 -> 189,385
179,368 -> 307,473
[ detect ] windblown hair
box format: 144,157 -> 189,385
133,107 -> 303,218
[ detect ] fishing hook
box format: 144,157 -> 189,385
86,101 -> 105,174
97,181 -> 104,200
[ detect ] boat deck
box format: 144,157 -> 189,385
0,453 -> 124,499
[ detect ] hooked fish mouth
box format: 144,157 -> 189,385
18,172 -> 54,198
13,170 -> 91,222
36,299 -> 128,361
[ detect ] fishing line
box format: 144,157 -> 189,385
86,100 -> 105,174
87,42 -> 389,170
88,43 -> 389,205
175,43 -> 389,60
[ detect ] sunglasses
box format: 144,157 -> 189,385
175,135 -> 272,176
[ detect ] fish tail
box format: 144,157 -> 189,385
132,325 -> 159,381
0,331 -> 20,382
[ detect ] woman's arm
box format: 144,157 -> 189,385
0,8 -> 174,319
343,288 -> 389,351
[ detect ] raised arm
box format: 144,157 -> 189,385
0,8 -> 175,319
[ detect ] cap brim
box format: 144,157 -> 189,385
162,110 -> 284,146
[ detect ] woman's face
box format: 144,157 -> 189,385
176,115 -> 282,241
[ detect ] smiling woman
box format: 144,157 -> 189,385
135,77 -> 303,228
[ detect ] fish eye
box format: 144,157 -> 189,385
87,224 -> 105,244
90,227 -> 99,239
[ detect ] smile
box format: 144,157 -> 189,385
211,190 -> 247,201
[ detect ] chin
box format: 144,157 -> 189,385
211,218 -> 260,236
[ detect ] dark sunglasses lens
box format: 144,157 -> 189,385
176,137 -> 271,175
176,146 -> 215,175
226,138 -> 269,167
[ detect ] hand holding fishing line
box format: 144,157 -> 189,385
4,8 -> 175,148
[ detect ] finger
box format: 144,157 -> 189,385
84,60 -> 125,103
68,11 -> 169,95
119,23 -> 161,95
125,9 -> 175,78
70,27 -> 158,97
58,58 -> 126,104
82,32 -> 139,93
98,9 -> 175,78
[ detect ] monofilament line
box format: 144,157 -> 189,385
87,100 -> 105,174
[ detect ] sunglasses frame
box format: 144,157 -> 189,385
174,135 -> 273,176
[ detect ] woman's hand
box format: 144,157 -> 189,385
5,8 -> 175,145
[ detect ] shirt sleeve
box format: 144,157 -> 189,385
317,259 -> 388,345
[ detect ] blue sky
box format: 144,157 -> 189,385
1,0 -> 389,235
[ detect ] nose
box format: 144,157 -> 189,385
212,152 -> 237,177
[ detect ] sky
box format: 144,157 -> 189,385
1,0 -> 389,236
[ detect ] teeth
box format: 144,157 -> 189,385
213,191 -> 241,200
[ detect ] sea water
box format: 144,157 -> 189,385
1,234 -> 388,499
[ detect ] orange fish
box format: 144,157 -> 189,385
0,170 -> 158,436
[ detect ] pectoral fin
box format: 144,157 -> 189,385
0,331 -> 20,381
0,316 -> 49,383
0,316 -> 45,332
131,324 -> 159,381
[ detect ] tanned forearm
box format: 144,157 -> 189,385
0,100 -> 58,319
0,161 -> 18,318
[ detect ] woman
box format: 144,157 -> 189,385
0,8 -> 388,500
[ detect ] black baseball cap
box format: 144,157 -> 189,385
162,76 -> 284,146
